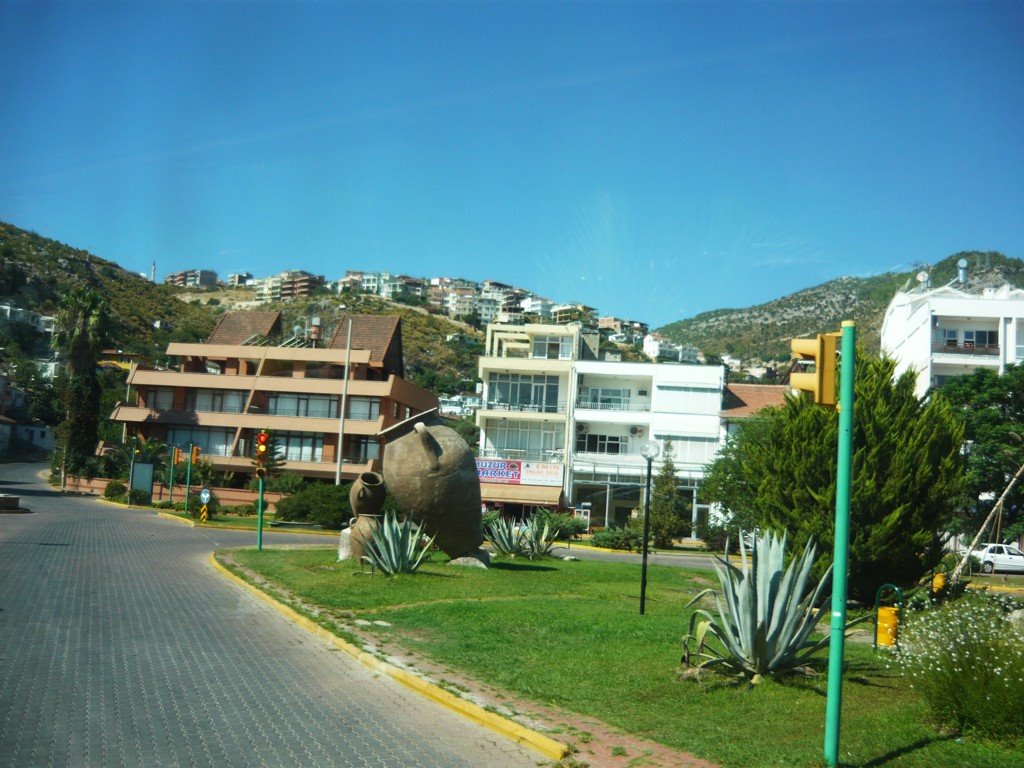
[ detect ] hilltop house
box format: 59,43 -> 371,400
881,265 -> 1024,397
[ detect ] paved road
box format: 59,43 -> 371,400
0,463 -> 540,768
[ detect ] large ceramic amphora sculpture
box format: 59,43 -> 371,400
380,411 -> 483,559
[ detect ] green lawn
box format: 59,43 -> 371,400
224,547 -> 1021,768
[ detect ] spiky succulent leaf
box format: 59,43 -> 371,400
485,517 -> 527,557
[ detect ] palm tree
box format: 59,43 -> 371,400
52,288 -> 112,474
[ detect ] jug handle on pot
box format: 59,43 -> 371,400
413,422 -> 441,472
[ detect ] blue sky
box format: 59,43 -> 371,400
1,1 -> 1022,328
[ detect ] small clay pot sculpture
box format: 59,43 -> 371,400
380,411 -> 483,560
345,471 -> 387,562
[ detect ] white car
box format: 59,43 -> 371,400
972,543 -> 1024,574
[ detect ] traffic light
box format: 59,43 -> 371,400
254,430 -> 270,478
190,445 -> 201,463
173,447 -> 182,464
790,332 -> 839,407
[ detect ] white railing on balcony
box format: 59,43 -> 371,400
477,448 -> 565,463
482,400 -> 568,414
575,399 -> 651,413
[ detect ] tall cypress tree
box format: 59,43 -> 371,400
649,439 -> 689,548
702,353 -> 965,603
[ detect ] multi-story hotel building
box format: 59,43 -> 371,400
110,311 -> 437,480
476,322 -> 728,531
881,266 -> 1024,397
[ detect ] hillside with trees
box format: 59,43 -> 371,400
0,221 -> 219,358
656,251 -> 1024,363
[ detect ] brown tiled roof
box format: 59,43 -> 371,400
327,315 -> 401,365
206,311 -> 282,345
721,384 -> 789,419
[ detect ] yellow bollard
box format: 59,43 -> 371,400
876,606 -> 899,647
932,572 -> 946,594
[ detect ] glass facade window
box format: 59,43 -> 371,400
964,329 -> 997,347
189,389 -> 246,413
575,433 -> 627,454
485,419 -> 564,458
654,385 -> 720,415
166,427 -> 235,457
275,431 -> 324,462
581,387 -> 630,409
348,397 -> 381,420
487,373 -> 560,412
531,335 -> 573,360
350,437 -> 381,462
149,387 -> 175,411
267,393 -> 338,419
653,434 -> 719,464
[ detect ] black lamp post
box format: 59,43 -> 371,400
639,440 -> 661,615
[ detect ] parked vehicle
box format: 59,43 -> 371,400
972,543 -> 1024,574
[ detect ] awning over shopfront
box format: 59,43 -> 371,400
480,482 -> 564,507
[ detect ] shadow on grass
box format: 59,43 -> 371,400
860,733 -> 957,766
488,561 -> 558,572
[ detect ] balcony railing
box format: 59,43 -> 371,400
932,342 -> 1000,356
575,399 -> 651,413
482,400 -> 568,414
478,448 -> 565,463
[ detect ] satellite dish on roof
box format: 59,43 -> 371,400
957,258 -> 969,269
292,324 -> 303,335
916,271 -> 929,283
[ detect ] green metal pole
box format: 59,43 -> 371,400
825,321 -> 856,766
257,475 -> 265,551
184,443 -> 194,514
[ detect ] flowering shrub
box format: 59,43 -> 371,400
893,592 -> 1024,740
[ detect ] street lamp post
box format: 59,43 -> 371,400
639,440 -> 661,615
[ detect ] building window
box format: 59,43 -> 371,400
531,335 -> 573,360
267,393 -> 338,419
654,385 -> 720,415
350,437 -> 380,462
189,389 -> 246,413
653,434 -> 719,464
149,387 -> 175,411
939,329 -> 957,347
348,397 -> 381,420
487,373 -> 561,412
575,433 -> 627,454
964,330 -> 997,347
581,387 -> 630,410
166,427 -> 235,457
484,419 -> 564,459
275,431 -> 324,462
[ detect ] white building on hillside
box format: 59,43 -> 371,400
881,272 -> 1024,397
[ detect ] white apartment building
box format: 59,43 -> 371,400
881,273 -> 1024,397
476,322 -> 727,532
519,295 -> 553,320
253,275 -> 283,303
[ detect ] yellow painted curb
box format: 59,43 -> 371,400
158,510 -> 196,526
209,553 -> 570,760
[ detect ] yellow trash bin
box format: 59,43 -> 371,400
932,572 -> 947,594
876,606 -> 899,647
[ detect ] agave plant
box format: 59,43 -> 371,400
680,530 -> 833,684
485,517 -> 528,557
361,512 -> 436,576
522,517 -> 557,560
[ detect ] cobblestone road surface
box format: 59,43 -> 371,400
0,464 -> 540,768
